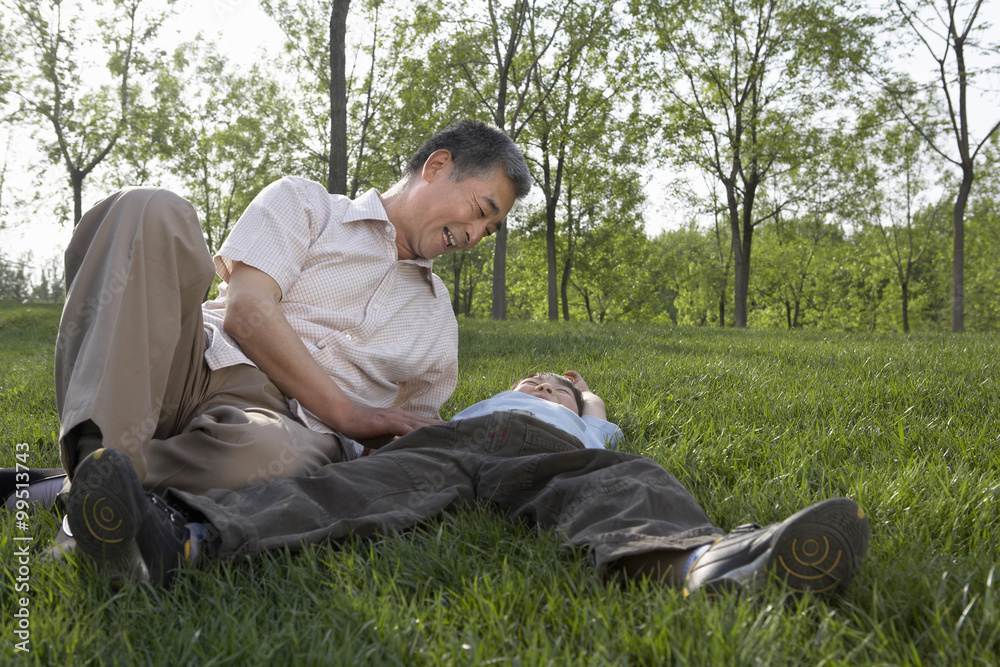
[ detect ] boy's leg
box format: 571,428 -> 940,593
166,418 -> 482,558
465,411 -> 724,565
166,412 -> 720,560
465,412 -> 869,596
56,187 -> 216,482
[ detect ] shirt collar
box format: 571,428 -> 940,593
344,188 -> 439,296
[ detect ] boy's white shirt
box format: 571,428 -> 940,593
450,391 -> 622,450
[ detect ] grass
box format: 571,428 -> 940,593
2,301 -> 999,665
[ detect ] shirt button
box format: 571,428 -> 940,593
345,334 -> 352,341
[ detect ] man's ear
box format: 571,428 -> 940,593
421,149 -> 452,182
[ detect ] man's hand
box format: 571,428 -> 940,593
225,261 -> 440,441
332,401 -> 440,441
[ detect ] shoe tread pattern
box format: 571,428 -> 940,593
65,449 -> 148,586
772,498 -> 870,594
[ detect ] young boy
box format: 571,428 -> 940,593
454,370 -> 621,450
66,371 -> 870,598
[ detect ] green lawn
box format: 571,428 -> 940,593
2,302 -> 998,665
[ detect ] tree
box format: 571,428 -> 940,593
141,43 -> 305,252
670,175 -> 734,325
0,251 -> 31,301
260,0 -> 352,192
881,0 -> 1000,332
329,0 -> 350,194
346,0 -> 400,197
871,122 -> 943,333
636,0 -> 875,327
527,0 -> 645,321
963,138 -> 1000,329
433,236 -> 495,316
260,0 -> 426,198
0,16 -> 13,110
752,212 -> 835,328
7,0 -> 174,225
648,224 -> 725,325
560,151 -> 651,323
445,0 -> 583,320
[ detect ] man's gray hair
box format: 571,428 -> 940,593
406,119 -> 531,200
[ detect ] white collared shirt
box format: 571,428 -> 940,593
201,176 -> 458,431
451,391 -> 623,450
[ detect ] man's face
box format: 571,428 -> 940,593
395,151 -> 517,261
512,376 -> 580,415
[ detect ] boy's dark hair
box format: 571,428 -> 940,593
510,372 -> 584,415
406,119 -> 532,200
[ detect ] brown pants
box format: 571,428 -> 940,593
168,411 -> 725,568
55,188 -> 346,495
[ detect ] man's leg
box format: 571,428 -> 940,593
142,364 -> 351,495
56,187 -> 216,482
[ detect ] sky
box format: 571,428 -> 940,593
0,0 -> 286,277
1,0 -> 998,281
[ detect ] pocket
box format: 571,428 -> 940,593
380,420 -> 462,454
520,420 -> 584,455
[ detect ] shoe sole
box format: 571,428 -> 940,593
65,449 -> 148,587
693,497 -> 871,598
768,497 -> 870,595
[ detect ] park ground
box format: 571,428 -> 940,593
1,302 -> 998,665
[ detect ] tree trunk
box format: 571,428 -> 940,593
731,167 -> 762,329
952,168 -> 972,332
327,0 -> 350,195
490,104 -> 510,321
491,230 -> 507,320
72,170 -> 84,226
901,280 -> 910,333
463,280 -> 474,316
729,193 -> 749,328
452,257 -> 463,315
561,255 -> 571,322
545,191 -> 559,322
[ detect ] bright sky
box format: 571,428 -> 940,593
0,0 -> 286,277
1,0 -> 998,280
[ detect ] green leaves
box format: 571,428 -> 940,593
6,0 -> 177,223
640,0 -> 882,326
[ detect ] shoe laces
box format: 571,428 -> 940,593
148,494 -> 188,529
729,523 -> 762,535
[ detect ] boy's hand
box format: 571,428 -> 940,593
564,370 -> 590,392
564,370 -> 607,420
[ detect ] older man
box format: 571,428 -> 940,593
47,119 -> 529,502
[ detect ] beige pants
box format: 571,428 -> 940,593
55,188 -> 346,495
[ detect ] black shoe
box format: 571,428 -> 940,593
684,497 -> 870,598
38,516 -> 78,563
66,449 -> 191,589
2,467 -> 67,510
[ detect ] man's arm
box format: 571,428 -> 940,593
564,370 -> 607,420
223,261 -> 438,439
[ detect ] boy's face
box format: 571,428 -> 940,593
512,376 -> 580,415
